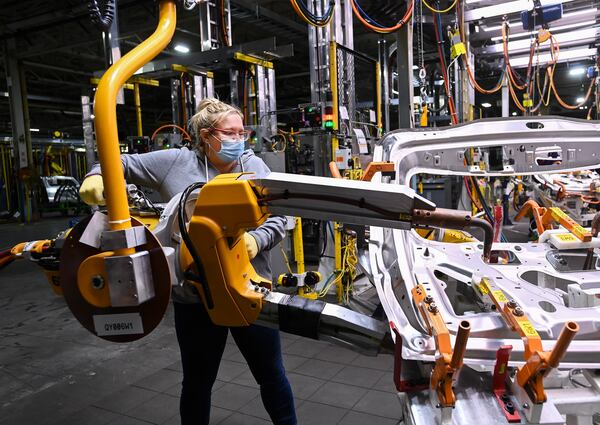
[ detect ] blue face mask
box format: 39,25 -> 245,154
214,139 -> 244,163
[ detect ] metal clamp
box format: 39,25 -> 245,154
412,284 -> 471,408
105,251 -> 155,307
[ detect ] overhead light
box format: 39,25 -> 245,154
174,44 -> 190,53
482,102 -> 492,108
486,27 -> 598,53
511,112 -> 517,116
30,128 -> 40,132
466,0 -> 577,21
412,65 -> 419,70
569,67 -> 585,76
509,47 -> 596,68
576,97 -> 585,103
489,19 -> 597,41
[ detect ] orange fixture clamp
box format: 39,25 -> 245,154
412,284 -> 471,407
515,200 -> 592,242
480,278 -> 579,404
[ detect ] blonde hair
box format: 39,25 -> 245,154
189,98 -> 243,144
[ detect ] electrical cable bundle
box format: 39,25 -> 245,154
432,10 -> 459,124
500,17 -> 596,113
178,182 -> 214,308
290,0 -> 335,27
422,0 -> 457,14
217,0 -> 230,46
455,0 -> 506,95
88,0 -> 116,31
352,0 -> 414,34
151,124 -> 192,143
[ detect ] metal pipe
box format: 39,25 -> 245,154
450,320 -> 471,369
328,161 -> 342,179
412,208 -> 494,261
94,0 -> 176,239
583,211 -> 600,270
548,321 -> 579,369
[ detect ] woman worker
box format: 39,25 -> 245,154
79,98 -> 297,425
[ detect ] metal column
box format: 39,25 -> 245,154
193,72 -> 215,109
378,37 -> 390,132
308,2 -> 332,104
502,79 -> 509,117
199,0 -> 231,51
396,22 -> 414,128
82,95 -> 96,172
4,38 -> 34,221
255,65 -> 277,136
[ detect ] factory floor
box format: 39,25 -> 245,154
0,217 -> 402,425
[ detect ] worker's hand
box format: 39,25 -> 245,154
243,232 -> 259,260
79,175 -> 106,206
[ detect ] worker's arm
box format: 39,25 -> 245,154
248,215 -> 287,253
87,149 -> 182,191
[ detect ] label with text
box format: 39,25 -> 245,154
93,313 -> 144,336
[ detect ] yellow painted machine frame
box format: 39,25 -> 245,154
180,174 -> 272,326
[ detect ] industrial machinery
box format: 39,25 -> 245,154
533,171 -> 600,226
5,1 -> 600,424
370,117 -> 600,424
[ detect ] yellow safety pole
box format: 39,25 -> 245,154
94,0 -> 176,240
293,217 -> 305,274
134,83 -> 143,137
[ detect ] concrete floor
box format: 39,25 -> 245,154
0,217 -> 402,425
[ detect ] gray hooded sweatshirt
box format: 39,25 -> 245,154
88,147 -> 286,304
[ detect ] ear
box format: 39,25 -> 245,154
199,128 -> 210,144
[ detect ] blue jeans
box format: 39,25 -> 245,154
174,302 -> 297,425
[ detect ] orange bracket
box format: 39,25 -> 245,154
480,278 -> 579,404
328,161 -> 395,182
514,200 -> 592,242
412,284 -> 471,407
361,162 -> 395,182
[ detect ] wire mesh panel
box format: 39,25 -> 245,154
336,44 -> 379,138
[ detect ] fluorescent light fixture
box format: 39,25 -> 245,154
30,128 -> 40,132
490,19 -> 596,41
487,27 -> 598,53
466,0 -> 576,21
576,97 -> 585,103
509,47 -> 596,68
174,44 -> 190,53
511,112 -> 518,116
569,67 -> 585,76
412,65 -> 419,70
482,102 -> 492,108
